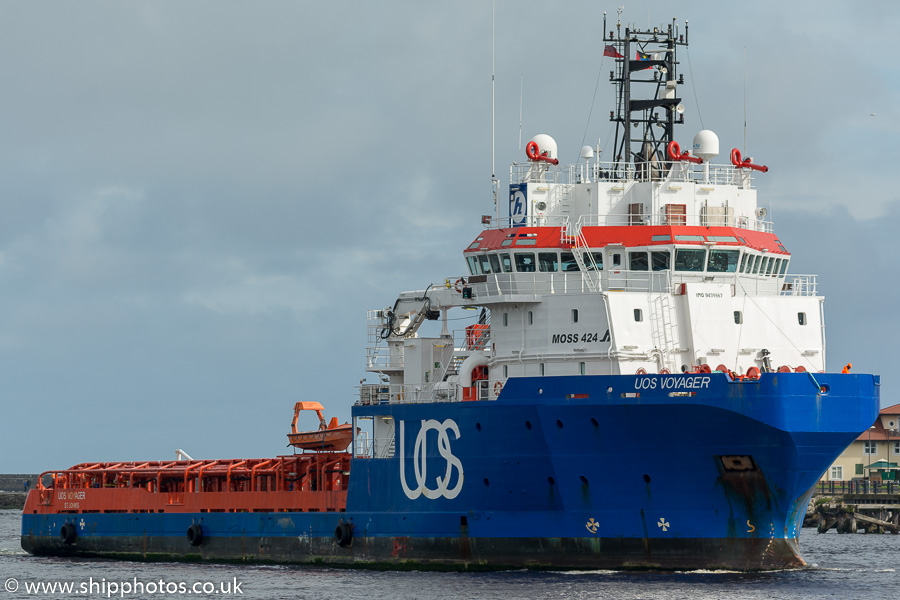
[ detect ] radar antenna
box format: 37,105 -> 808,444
602,16 -> 689,180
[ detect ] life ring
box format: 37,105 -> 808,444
493,381 -> 503,397
335,522 -> 353,547
636,367 -> 647,375
659,368 -> 670,374
454,278 -> 466,293
187,524 -> 203,547
526,140 -> 540,161
667,141 -> 682,161
60,522 -> 77,545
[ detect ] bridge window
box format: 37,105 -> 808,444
478,254 -> 492,274
739,253 -> 750,273
798,312 -> 807,326
651,251 -> 670,271
751,255 -> 762,274
538,252 -> 559,272
499,253 -> 513,272
582,252 -> 603,270
629,252 -> 648,271
466,256 -> 479,275
765,257 -> 776,276
707,250 -> 740,273
674,249 -> 706,271
489,254 -> 502,274
514,253 -> 536,272
560,252 -> 580,272
779,259 -> 789,276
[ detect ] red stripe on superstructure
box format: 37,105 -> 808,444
465,226 -> 789,255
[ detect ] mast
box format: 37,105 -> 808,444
604,18 -> 688,179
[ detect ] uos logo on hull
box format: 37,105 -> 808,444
399,419 -> 464,500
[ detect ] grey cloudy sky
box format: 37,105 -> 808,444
0,1 -> 896,473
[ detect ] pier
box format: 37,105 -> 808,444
807,481 -> 900,533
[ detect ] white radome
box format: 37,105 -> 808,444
692,130 -> 719,161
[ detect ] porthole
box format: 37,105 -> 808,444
580,475 -> 589,486
525,420 -> 532,430
591,417 -> 599,428
556,419 -> 564,429
483,478 -> 490,486
548,476 -> 555,485
643,474 -> 652,484
475,422 -> 482,432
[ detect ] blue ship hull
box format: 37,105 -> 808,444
22,373 -> 879,570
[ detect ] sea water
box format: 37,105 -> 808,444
2,509 -> 897,599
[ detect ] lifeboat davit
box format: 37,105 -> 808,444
287,401 -> 353,452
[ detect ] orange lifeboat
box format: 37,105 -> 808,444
287,401 -> 353,452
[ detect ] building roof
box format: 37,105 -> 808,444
854,403 -> 900,442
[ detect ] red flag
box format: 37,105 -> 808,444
603,44 -> 623,59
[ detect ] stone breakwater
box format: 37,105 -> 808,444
0,492 -> 26,510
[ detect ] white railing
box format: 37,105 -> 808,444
780,275 -> 818,296
510,159 -> 759,188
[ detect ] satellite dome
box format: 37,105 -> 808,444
692,130 -> 719,161
531,134 -> 558,160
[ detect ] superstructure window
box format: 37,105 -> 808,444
739,253 -> 750,273
798,312 -> 807,326
651,251 -> 670,271
572,309 -> 579,323
560,252 -> 580,272
489,254 -> 502,274
634,309 -> 643,322
674,249 -> 706,271
734,311 -> 743,324
478,254 -> 492,274
765,257 -> 776,276
514,253 -> 536,272
466,256 -> 479,275
582,252 -> 603,271
612,253 -> 622,267
538,252 -> 559,272
503,313 -> 508,326
751,255 -> 762,274
528,311 -> 533,325
779,259 -> 789,276
499,253 -> 513,273
707,250 -> 740,273
629,252 -> 648,271
579,362 -> 586,375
